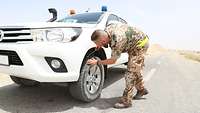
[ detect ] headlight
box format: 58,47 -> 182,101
46,29 -> 64,42
31,28 -> 82,42
31,29 -> 45,42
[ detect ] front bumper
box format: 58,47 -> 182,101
0,42 -> 83,82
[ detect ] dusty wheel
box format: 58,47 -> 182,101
69,56 -> 105,102
10,76 -> 39,87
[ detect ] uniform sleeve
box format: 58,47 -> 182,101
110,33 -> 125,59
111,48 -> 122,59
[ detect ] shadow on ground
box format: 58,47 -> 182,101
0,67 -> 126,113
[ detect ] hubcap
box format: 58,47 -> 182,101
84,64 -> 102,94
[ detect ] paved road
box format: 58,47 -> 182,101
0,51 -> 200,113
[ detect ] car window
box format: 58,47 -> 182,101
106,14 -> 119,25
106,14 -> 127,25
58,12 -> 104,24
107,14 -> 118,22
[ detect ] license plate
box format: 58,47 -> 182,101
0,55 -> 9,65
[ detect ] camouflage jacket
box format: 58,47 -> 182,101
105,23 -> 148,59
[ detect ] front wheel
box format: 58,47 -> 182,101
69,56 -> 105,102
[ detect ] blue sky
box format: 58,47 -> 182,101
0,0 -> 199,50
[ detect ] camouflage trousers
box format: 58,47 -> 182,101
120,45 -> 148,105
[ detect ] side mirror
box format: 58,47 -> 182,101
47,8 -> 57,22
106,20 -> 121,26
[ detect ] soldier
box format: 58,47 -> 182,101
87,23 -> 149,109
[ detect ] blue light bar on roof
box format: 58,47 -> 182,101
101,6 -> 107,12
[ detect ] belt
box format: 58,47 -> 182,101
137,36 -> 149,47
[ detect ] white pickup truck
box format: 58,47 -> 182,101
0,8 -> 128,102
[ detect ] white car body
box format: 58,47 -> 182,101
0,11 -> 128,83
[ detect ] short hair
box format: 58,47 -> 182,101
91,30 -> 107,41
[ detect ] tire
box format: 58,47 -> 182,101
124,62 -> 128,65
69,56 -> 105,102
10,75 -> 39,87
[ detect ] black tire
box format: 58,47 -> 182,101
10,75 -> 39,87
124,62 -> 128,65
69,56 -> 105,102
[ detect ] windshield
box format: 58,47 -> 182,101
58,12 -> 104,24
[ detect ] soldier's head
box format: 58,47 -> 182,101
91,29 -> 110,49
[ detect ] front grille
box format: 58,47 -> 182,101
0,50 -> 23,66
0,27 -> 33,42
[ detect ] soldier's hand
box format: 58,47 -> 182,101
87,58 -> 98,65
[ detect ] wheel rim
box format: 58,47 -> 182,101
84,64 -> 102,94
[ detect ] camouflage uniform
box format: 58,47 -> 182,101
105,23 -> 149,105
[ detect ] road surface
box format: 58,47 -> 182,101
0,51 -> 200,113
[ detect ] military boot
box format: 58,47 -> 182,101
114,102 -> 132,109
133,88 -> 149,99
